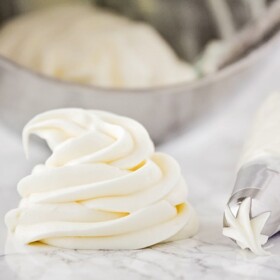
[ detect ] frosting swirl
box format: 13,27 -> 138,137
5,109 -> 198,249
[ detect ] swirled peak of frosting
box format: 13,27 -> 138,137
5,109 -> 198,249
22,109 -> 155,169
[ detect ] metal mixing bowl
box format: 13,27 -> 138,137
0,0 -> 279,143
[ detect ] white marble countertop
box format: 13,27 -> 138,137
1,47 -> 280,279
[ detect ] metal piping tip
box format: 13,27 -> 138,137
223,157 -> 280,255
223,197 -> 271,255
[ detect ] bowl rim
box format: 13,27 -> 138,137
0,29 -> 279,96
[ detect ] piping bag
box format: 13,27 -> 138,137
223,92 -> 280,255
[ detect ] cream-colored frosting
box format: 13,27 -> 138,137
223,198 -> 270,255
0,3 -> 196,89
223,93 -> 280,255
240,92 -> 280,166
5,109 -> 198,249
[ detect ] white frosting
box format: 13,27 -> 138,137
224,93 -> 280,255
5,109 -> 198,249
223,198 -> 270,255
195,40 -> 227,75
0,3 -> 196,88
240,92 -> 280,166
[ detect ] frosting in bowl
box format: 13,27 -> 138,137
0,3 -> 196,88
5,109 -> 198,249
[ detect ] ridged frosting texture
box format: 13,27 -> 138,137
5,109 -> 198,249
223,198 -> 270,255
0,3 -> 196,88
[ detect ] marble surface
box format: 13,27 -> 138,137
1,47 -> 280,279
